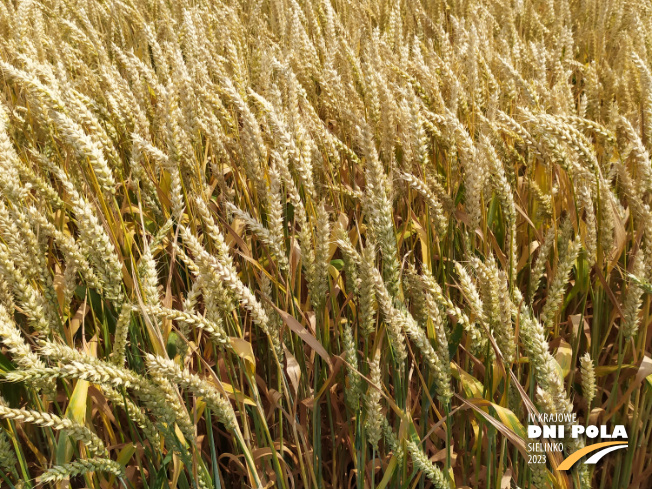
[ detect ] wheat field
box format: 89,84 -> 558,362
0,0 -> 651,487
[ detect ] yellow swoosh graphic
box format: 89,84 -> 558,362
557,441 -> 628,470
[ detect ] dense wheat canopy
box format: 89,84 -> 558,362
0,0 -> 652,487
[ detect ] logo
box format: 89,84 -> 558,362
557,441 -> 628,470
527,413 -> 628,469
